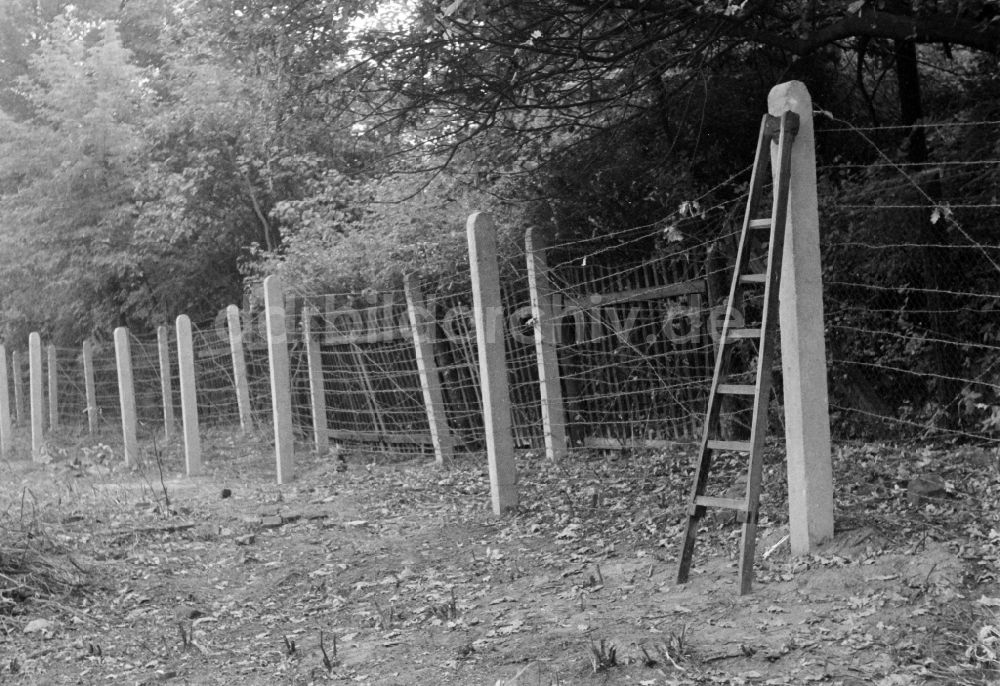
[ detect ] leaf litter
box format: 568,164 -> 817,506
1,434 -> 1000,684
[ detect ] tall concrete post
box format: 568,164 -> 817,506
113,327 -> 138,466
404,276 -> 455,465
12,350 -> 24,426
769,81 -> 834,553
467,212 -> 517,514
46,345 -> 58,430
525,227 -> 568,461
82,340 -> 98,435
28,333 -> 43,461
157,326 -> 175,439
302,306 -> 329,455
0,344 -> 12,457
226,305 -> 253,432
176,315 -> 202,475
264,276 -> 295,484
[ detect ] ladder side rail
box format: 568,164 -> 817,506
721,113 -> 777,352
737,111 -> 799,594
698,114 -> 775,455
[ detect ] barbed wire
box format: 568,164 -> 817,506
830,402 -> 1000,445
821,159 -> 1000,169
816,111 -> 1000,275
817,116 -> 1000,132
828,323 -> 1000,351
828,241 -> 1000,251
834,202 -> 1000,211
6,112 -> 1000,459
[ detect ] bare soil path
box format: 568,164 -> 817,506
2,434 -> 999,684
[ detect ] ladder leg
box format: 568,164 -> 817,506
737,456 -> 765,594
676,449 -> 712,584
738,518 -> 759,595
676,515 -> 700,584
737,361 -> 776,593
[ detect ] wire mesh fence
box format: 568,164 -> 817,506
286,290 -> 433,453
2,109 -> 999,476
52,346 -> 86,428
90,340 -> 121,432
189,321 -> 242,428
544,252 -> 716,448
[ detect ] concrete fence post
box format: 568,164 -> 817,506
82,339 -> 98,435
302,306 -> 329,455
11,350 -> 24,427
176,315 -> 202,476
0,344 -> 12,457
404,275 -> 455,465
769,80 -> 834,553
113,327 -> 138,466
525,227 -> 568,461
467,212 -> 517,514
46,344 -> 58,431
157,325 -> 175,439
226,305 -> 253,433
264,275 -> 295,483
29,333 -> 43,461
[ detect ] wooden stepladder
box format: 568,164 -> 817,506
676,110 -> 799,595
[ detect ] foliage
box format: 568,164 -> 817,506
5,439 -> 1000,683
0,0 -> 378,343
1,0 -> 1000,444
249,168 -> 520,295
346,0 -> 1000,169
0,16 -> 152,344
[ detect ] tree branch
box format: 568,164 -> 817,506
717,6 -> 1000,56
241,171 -> 274,252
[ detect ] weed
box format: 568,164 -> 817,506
0,489 -> 87,609
657,625 -> 689,671
589,638 -> 617,673
319,630 -> 336,670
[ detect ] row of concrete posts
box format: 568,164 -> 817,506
0,80 -> 833,555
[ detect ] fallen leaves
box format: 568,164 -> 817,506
23,618 -> 57,636
5,438 -> 1000,684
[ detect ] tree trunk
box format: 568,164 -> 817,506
894,39 -> 926,164
894,37 -> 960,424
242,171 -> 275,252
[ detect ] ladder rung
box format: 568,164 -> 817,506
739,274 -> 767,285
717,384 -> 756,395
725,328 -> 761,340
748,218 -> 772,230
695,496 -> 746,511
707,440 -> 753,452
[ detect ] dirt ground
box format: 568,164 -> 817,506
2,431 -> 1000,685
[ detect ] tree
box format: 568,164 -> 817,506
346,1 -> 1000,165
0,15 -> 152,344
132,0 -> 384,307
0,0 -> 382,342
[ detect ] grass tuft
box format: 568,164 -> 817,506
1,493 -> 89,614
